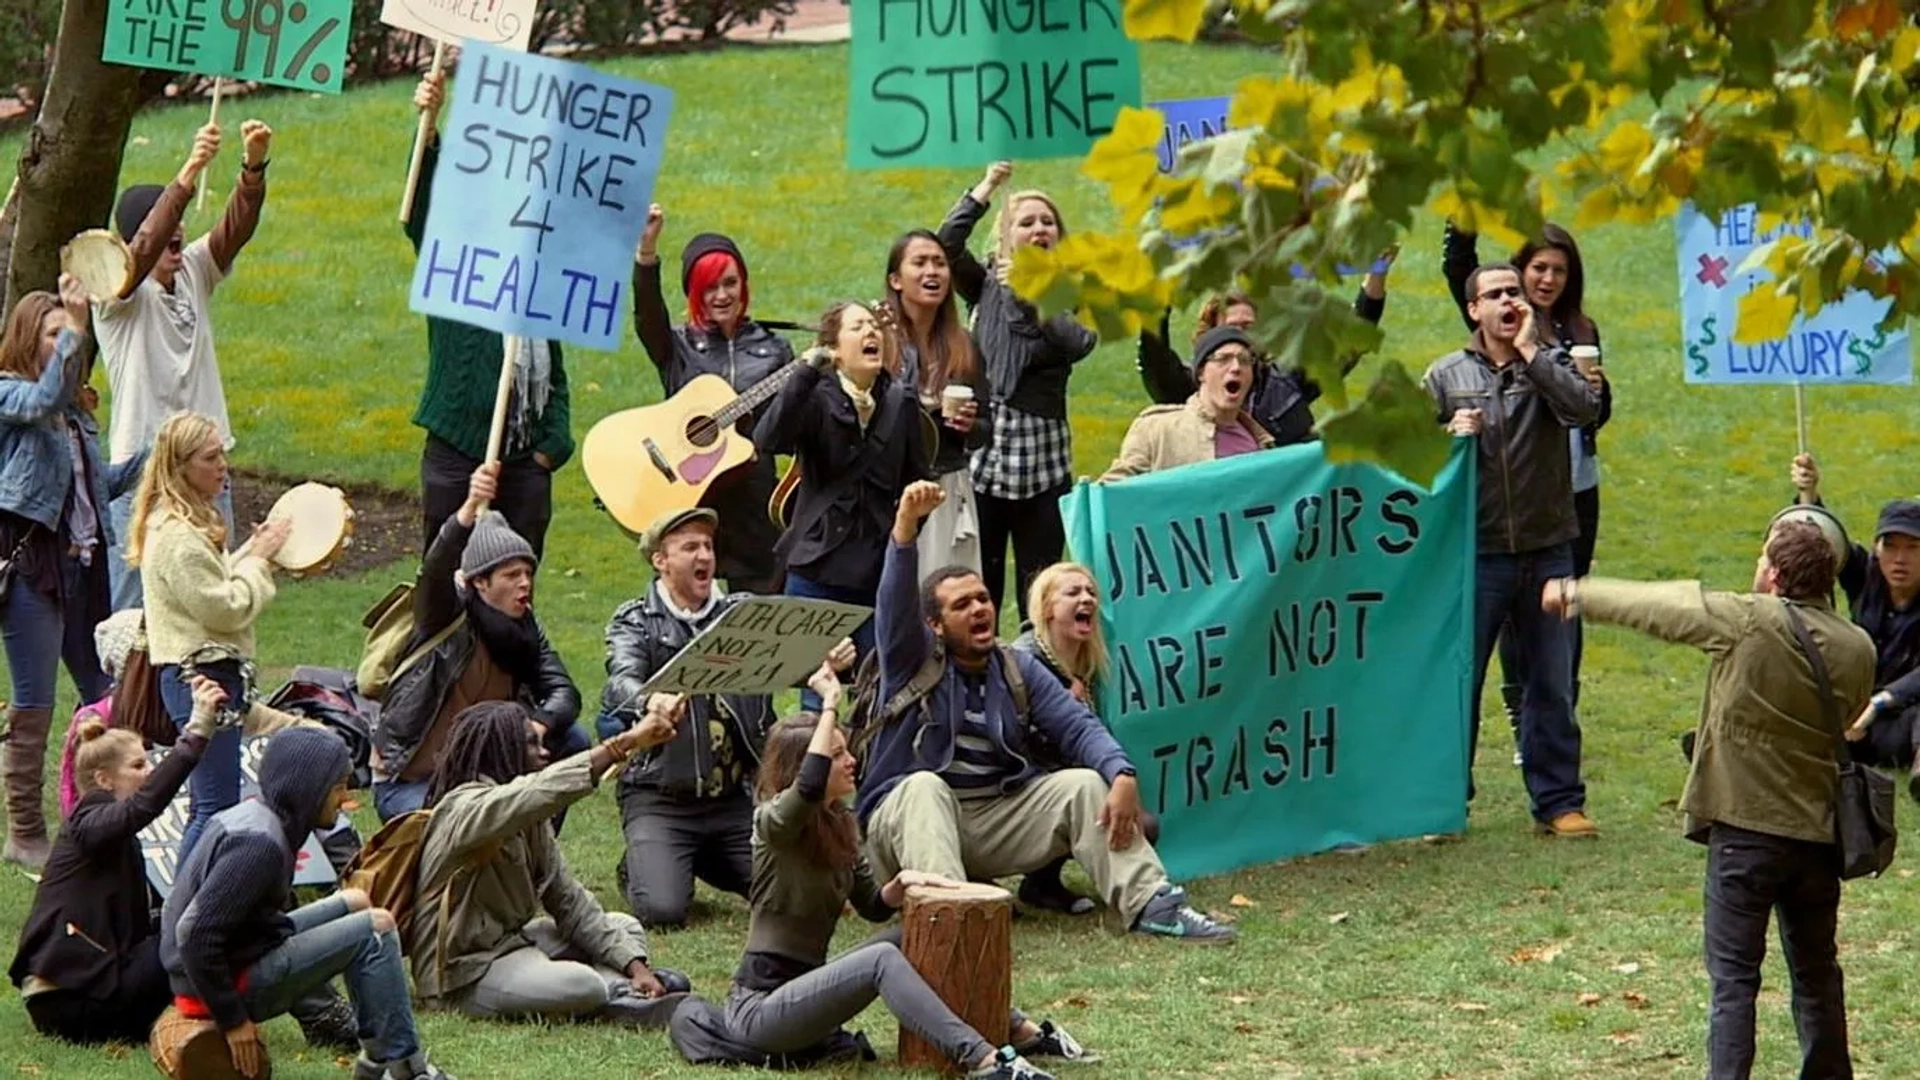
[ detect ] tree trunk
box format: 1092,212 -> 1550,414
4,0 -> 144,311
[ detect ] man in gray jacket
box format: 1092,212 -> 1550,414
1424,262 -> 1602,837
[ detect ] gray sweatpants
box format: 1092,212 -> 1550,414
452,914 -> 675,1023
724,928 -> 1023,1067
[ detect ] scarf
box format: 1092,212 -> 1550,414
465,589 -> 543,686
654,579 -> 722,627
838,372 -> 876,433
505,338 -> 554,454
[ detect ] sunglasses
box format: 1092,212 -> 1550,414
1477,285 -> 1524,301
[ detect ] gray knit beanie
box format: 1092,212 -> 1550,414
461,511 -> 537,581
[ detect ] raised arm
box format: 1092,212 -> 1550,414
878,484 -> 946,689
121,127 -> 217,295
1554,577 -> 1746,657
402,70 -> 444,251
750,352 -> 827,455
1519,315 -> 1601,426
630,204 -> 679,383
204,121 -> 269,274
0,305 -> 81,423
1138,311 -> 1196,405
1440,221 -> 1479,330
936,162 -> 1010,305
756,671 -> 844,851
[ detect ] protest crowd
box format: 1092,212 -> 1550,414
0,43 -> 1911,1080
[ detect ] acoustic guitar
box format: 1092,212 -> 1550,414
583,353 -> 822,536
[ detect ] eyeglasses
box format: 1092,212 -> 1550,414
1476,285 -> 1523,301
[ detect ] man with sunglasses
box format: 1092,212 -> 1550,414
94,119 -> 272,610
1423,262 -> 1602,838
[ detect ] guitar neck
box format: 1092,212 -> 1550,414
713,358 -> 808,427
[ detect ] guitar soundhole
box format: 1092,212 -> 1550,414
686,415 -> 722,448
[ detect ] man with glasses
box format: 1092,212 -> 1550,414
1423,263 -> 1602,837
95,119 -> 272,608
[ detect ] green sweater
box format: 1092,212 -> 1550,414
403,136 -> 574,468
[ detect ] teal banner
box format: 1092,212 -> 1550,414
1060,441 -> 1476,881
104,0 -> 352,93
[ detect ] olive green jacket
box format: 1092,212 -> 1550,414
1580,579 -> 1875,845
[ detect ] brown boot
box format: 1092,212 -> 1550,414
3,706 -> 53,870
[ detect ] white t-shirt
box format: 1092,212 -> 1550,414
93,237 -> 233,464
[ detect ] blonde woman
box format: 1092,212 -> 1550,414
1009,563 -> 1156,915
125,411 -> 288,858
937,162 -> 1096,621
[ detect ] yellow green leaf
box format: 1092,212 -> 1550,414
1734,285 -> 1798,345
1319,363 -> 1456,489
1081,107 -> 1171,225
1123,0 -> 1210,42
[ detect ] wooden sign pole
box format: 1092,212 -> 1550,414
196,77 -> 223,213
397,41 -> 448,225
481,336 -> 521,514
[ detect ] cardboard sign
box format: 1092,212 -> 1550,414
1060,441 -> 1477,880
103,0 -> 353,94
1152,95 -> 1230,173
641,598 -> 872,697
847,0 -> 1142,169
380,0 -> 537,50
1677,202 -> 1912,385
408,42 -> 674,350
138,735 -> 342,899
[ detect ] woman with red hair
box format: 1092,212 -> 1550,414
632,204 -> 794,593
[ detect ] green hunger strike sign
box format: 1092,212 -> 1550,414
847,0 -> 1142,169
1060,441 -> 1477,881
103,0 -> 352,94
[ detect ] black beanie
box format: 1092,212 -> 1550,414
680,232 -> 747,296
114,185 -> 166,243
1192,326 -> 1256,379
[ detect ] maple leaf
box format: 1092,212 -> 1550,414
1122,0 -> 1209,42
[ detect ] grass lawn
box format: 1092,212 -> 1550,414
5,38 -> 1920,1080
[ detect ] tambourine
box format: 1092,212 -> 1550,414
60,229 -> 133,302
267,482 -> 355,578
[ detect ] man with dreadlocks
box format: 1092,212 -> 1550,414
371,464 -> 584,822
406,700 -> 692,1026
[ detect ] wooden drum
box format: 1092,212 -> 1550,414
147,1004 -> 270,1080
898,881 -> 1013,1073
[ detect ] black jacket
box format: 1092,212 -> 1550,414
1136,290 -> 1386,446
1441,225 -> 1612,456
374,515 -> 581,779
1423,335 -> 1603,554
10,735 -> 205,1000
631,260 -> 794,589
602,587 -> 776,800
937,193 -> 1097,420
1828,522 -> 1920,707
897,341 -> 993,474
753,364 -> 931,594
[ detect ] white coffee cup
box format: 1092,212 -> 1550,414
1568,345 -> 1601,377
941,384 -> 975,419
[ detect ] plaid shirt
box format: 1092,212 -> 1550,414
970,402 -> 1072,500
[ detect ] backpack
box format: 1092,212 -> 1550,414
356,583 -> 465,701
341,810 -> 440,937
265,673 -> 376,790
844,644 -> 1028,774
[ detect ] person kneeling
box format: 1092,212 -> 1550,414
862,483 -> 1233,943
705,667 -> 1089,1078
160,727 -> 452,1079
408,701 -> 691,1026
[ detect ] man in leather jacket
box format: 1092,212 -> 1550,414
371,464 -> 583,822
600,508 -> 853,927
1423,263 -> 1602,838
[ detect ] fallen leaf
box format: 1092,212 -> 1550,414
1452,1002 -> 1490,1013
1232,1022 -> 1256,1035
1508,942 -> 1566,965
1622,991 -> 1650,1009
1230,893 -> 1256,907
1612,962 -> 1641,975
1577,992 -> 1604,1007
1328,911 -> 1350,924
1226,994 -> 1254,1006
1607,1030 -> 1640,1045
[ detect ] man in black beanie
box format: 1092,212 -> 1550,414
630,203 -> 794,595
96,118 -> 273,609
1101,326 -> 1273,480
161,727 -> 458,1079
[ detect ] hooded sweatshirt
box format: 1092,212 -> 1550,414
160,728 -> 349,1030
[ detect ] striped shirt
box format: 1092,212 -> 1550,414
941,674 -> 1015,791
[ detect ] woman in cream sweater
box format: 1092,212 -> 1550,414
125,411 -> 288,859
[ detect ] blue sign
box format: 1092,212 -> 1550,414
1677,202 -> 1911,385
1151,95 -> 1230,173
409,43 -> 674,351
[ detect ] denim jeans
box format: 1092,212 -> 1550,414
375,721 -> 588,826
243,896 -> 421,1065
783,572 -> 874,712
1703,823 -> 1850,1079
108,486 -> 233,611
1470,543 -> 1584,821
159,660 -> 245,861
2,556 -> 111,710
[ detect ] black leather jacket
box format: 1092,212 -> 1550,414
373,515 -> 581,778
630,260 -> 794,590
601,586 -> 775,800
1423,335 -> 1603,554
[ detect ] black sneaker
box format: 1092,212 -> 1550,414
1017,875 -> 1096,916
967,1046 -> 1055,1080
1130,886 -> 1237,943
1016,1019 -> 1100,1063
296,989 -> 360,1052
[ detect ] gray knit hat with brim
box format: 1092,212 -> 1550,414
461,511 -> 537,581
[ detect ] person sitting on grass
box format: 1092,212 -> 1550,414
9,675 -> 221,1045
371,463 -> 584,822
161,727 -> 454,1080
861,482 -> 1234,943
703,664 -> 1091,1078
407,701 -> 691,1027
